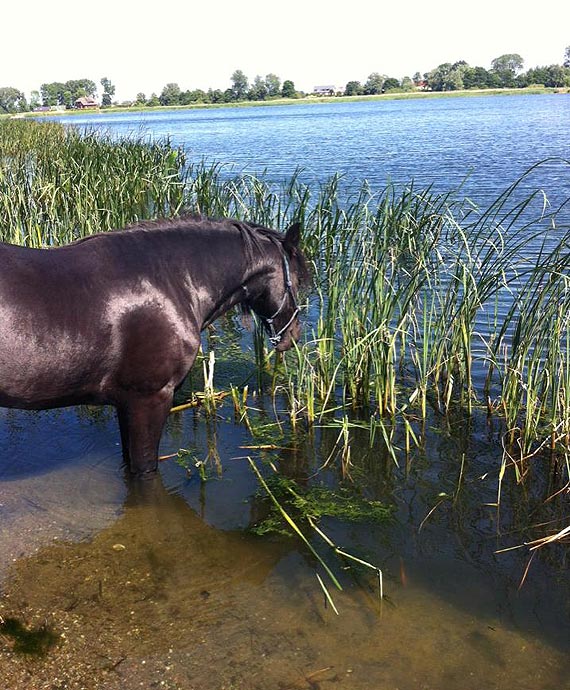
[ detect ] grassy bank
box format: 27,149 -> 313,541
1,118 -> 569,532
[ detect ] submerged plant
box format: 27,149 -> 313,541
0,616 -> 59,657
249,473 -> 393,536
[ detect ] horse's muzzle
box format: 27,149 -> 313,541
274,316 -> 301,352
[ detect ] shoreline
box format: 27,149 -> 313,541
21,86 -> 568,118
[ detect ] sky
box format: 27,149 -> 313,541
3,0 -> 569,102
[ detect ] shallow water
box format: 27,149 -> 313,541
1,401 -> 568,689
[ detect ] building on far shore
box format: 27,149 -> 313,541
312,85 -> 338,96
74,96 -> 99,109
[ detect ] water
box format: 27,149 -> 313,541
1,407 -> 569,688
2,96 -> 570,688
56,94 -> 570,206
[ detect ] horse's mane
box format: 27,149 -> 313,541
120,214 -> 285,261
71,214 -> 309,286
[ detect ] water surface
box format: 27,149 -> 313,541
1,401 -> 568,689
57,94 -> 570,206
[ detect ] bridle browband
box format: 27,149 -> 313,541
244,250 -> 300,347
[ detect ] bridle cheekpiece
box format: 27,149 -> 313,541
247,252 -> 300,347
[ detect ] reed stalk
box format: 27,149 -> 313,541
3,119 -> 570,490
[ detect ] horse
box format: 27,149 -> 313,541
0,216 -> 309,477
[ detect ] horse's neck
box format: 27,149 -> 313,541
171,231 -> 269,329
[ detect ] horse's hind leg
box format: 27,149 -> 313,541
117,389 -> 173,476
117,406 -> 131,466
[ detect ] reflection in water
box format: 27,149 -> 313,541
0,404 -> 568,689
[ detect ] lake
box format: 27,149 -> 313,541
1,95 -> 570,689
55,93 -> 570,208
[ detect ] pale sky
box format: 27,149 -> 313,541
3,0 -> 569,101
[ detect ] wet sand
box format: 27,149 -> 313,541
1,477 -> 568,690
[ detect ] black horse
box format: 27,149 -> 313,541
0,216 -> 308,476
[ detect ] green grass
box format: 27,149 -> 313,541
0,119 -> 186,246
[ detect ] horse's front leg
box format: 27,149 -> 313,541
117,389 -> 174,477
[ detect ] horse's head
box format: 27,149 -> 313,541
247,222 -> 309,352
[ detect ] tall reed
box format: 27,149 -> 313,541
0,119 -> 186,246
3,119 -> 570,470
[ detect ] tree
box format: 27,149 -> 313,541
491,54 -> 524,87
383,77 -> 401,91
265,73 -> 281,97
491,53 -> 524,74
100,77 -> 116,107
40,82 -> 65,106
29,90 -> 41,110
344,81 -> 363,96
281,79 -> 296,98
40,79 -> 96,107
208,88 -> 225,103
564,46 -> 570,68
526,64 -> 570,87
0,87 -> 26,113
231,70 -> 249,100
547,64 -> 570,87
427,62 -> 466,91
183,89 -> 208,104
135,92 -> 147,105
248,75 -> 268,101
462,66 -> 493,89
159,83 -> 181,106
66,79 -> 97,100
363,72 -> 384,95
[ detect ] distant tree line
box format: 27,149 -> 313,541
135,71 -> 299,108
344,51 -> 570,96
1,47 -> 569,114
0,77 -> 116,113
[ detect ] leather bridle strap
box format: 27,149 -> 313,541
258,253 -> 300,347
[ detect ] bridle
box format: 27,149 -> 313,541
244,252 -> 300,347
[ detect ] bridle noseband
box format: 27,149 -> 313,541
245,252 -> 300,347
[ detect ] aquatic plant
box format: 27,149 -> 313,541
247,457 -> 386,611
250,475 -> 393,534
0,119 -> 186,246
0,616 -> 59,657
2,119 -> 570,542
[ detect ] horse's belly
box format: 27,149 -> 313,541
0,288 -> 197,410
0,361 -> 105,409
0,332 -> 107,409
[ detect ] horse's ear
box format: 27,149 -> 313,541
283,222 -> 301,253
